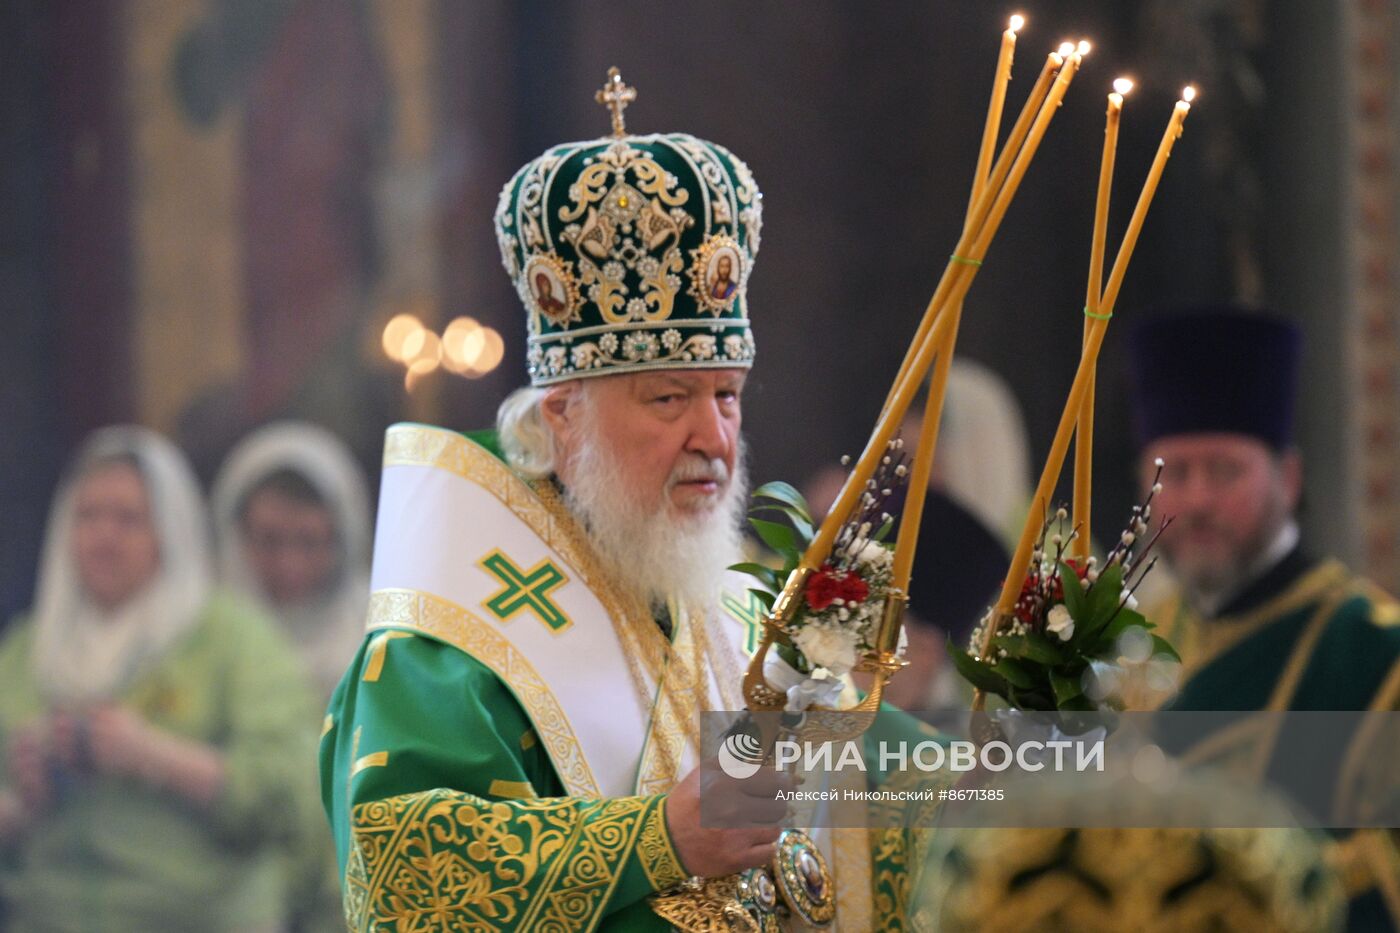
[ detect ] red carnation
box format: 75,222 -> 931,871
805,565 -> 869,612
836,573 -> 870,605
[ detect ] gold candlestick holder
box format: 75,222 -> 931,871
741,571 -> 909,744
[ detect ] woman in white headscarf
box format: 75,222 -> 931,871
211,421 -> 372,698
0,426 -> 318,932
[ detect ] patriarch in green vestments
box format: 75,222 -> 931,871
321,69 -> 920,932
1129,307 -> 1400,929
0,426 -> 321,932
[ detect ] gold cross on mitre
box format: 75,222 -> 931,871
595,66 -> 636,138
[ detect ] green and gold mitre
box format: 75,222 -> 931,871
494,67 -> 762,386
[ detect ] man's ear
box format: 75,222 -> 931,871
540,382 -> 578,447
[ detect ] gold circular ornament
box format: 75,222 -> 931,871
522,252 -> 581,326
772,829 -> 835,926
689,234 -> 746,314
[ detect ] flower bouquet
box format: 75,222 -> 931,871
731,444 -> 910,710
949,461 -> 1180,712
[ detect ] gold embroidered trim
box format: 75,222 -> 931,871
1335,651 -> 1400,825
368,588 -> 602,799
1173,561 -> 1352,682
489,778 -> 538,800
521,729 -> 538,751
345,790 -> 656,932
362,630 -> 413,682
380,425 -> 745,798
352,751 -> 389,777
637,796 -> 688,891
382,425 -> 668,686
321,714 -> 335,739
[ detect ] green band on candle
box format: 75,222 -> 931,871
949,254 -> 983,267
1083,306 -> 1113,321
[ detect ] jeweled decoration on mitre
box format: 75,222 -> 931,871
495,67 -> 762,385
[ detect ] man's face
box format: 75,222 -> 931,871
241,488 -> 340,606
1142,433 -> 1300,598
71,462 -> 161,610
548,368 -> 746,517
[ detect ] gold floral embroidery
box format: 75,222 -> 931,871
636,797 -> 687,891
345,790 -> 658,932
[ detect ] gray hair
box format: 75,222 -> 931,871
496,385 -> 559,479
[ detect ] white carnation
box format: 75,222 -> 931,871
853,540 -> 893,571
1046,604 -> 1074,641
793,623 -> 861,676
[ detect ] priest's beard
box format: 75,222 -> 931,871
1168,485 -> 1292,612
562,413 -> 748,615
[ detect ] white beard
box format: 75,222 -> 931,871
561,419 -> 748,615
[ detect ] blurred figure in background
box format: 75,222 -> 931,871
933,359 -> 1033,550
805,359 -> 1031,551
211,421 -> 371,932
1130,309 -> 1400,929
885,491 -> 1009,711
212,421 -> 372,700
0,426 -> 318,932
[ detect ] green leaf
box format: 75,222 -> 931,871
728,562 -> 781,592
994,658 -> 1036,689
873,516 -> 895,543
752,481 -> 813,524
776,640 -> 810,674
1059,562 -> 1086,620
993,632 -> 1066,666
947,643 -> 1011,698
1092,610 -> 1148,655
749,588 -> 776,611
1085,564 -> 1124,621
1050,669 -> 1084,707
751,504 -> 815,543
1009,686 -> 1055,712
1151,634 -> 1182,663
1058,694 -> 1097,712
1074,565 -> 1128,649
748,518 -> 799,557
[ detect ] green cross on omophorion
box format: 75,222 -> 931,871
479,550 -> 572,633
721,589 -> 767,654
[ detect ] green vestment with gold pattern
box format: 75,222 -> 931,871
320,427 -> 922,932
1146,548 -> 1400,930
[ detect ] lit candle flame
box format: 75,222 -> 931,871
1058,41 -> 1075,57
1077,39 -> 1092,56
1113,77 -> 1135,96
1009,14 -> 1025,33
1182,85 -> 1197,103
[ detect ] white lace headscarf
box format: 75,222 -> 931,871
31,426 -> 212,704
210,421 -> 371,696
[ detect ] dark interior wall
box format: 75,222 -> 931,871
0,0 -> 1351,617
0,0 -> 62,621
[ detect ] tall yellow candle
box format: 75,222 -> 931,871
976,85 -> 1195,674
974,15 -> 1024,211
805,50 -> 1084,570
881,48 -> 1064,423
1099,87 -> 1194,315
1072,78 -> 1131,562
892,16 -> 1027,590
